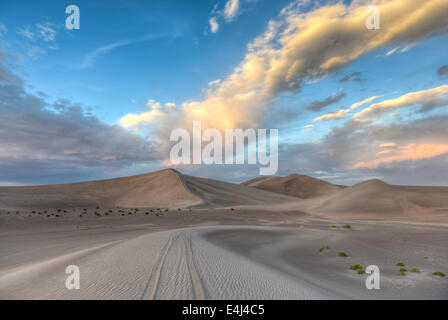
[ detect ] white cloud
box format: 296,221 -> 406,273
350,95 -> 383,110
209,17 -> 219,33
354,85 -> 448,121
36,23 -> 56,42
313,109 -> 349,122
17,27 -> 34,40
224,0 -> 240,21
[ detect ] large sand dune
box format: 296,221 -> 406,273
1,169 -> 448,222
299,179 -> 448,221
242,174 -> 343,199
0,169 -> 295,210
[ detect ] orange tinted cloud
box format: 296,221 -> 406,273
353,143 -> 448,169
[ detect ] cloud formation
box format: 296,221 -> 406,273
224,0 -> 240,21
354,85 -> 448,120
0,54 -> 161,185
209,17 -> 219,33
306,92 -> 346,112
122,0 -> 448,135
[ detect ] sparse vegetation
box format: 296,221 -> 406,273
396,262 -> 405,267
338,251 -> 348,257
399,271 -> 406,276
330,225 -> 337,228
319,246 -> 330,252
399,267 -> 407,272
410,267 -> 421,273
342,224 -> 351,229
349,263 -> 363,271
357,269 -> 365,275
432,271 -> 445,277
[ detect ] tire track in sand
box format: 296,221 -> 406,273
140,234 -> 177,300
183,232 -> 206,299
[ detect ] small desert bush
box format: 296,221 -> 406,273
319,246 -> 330,252
357,269 -> 365,275
432,271 -> 445,277
349,264 -> 364,271
330,225 -> 337,228
399,267 -> 407,272
396,262 -> 405,267
342,224 -> 351,229
410,267 -> 420,273
399,271 -> 406,276
338,251 -> 348,257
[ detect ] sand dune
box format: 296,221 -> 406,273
242,174 -> 343,199
1,169 -> 448,222
180,174 -> 296,208
0,169 -> 200,210
301,179 -> 448,221
0,169 -> 295,210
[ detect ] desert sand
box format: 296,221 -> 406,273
0,169 -> 447,299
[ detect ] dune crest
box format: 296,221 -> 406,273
242,174 -> 343,199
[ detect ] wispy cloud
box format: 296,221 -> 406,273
209,17 -> 219,33
79,33 -> 176,69
224,0 -> 240,21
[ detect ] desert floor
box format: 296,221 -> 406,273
0,208 -> 447,299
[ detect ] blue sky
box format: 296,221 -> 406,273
0,0 -> 448,185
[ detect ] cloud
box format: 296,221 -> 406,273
17,26 -> 35,40
353,143 -> 448,169
349,95 -> 383,110
313,109 -> 349,122
120,99 -> 180,129
279,113 -> 448,185
306,92 -> 346,112
311,94 -> 383,123
0,55 -> 161,185
209,17 -> 219,33
438,65 -> 448,77
339,71 -> 364,83
379,143 -> 397,148
80,33 -> 177,68
224,0 -> 240,21
36,23 -> 56,42
354,85 -> 448,121
121,0 -> 448,137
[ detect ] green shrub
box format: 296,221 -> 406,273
319,246 -> 330,252
410,267 -> 420,273
399,267 -> 407,272
349,263 -> 364,271
432,271 -> 445,277
396,262 -> 405,267
342,224 -> 351,229
357,269 -> 365,275
330,225 -> 337,228
338,251 -> 348,257
399,271 -> 406,276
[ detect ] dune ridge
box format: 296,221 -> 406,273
242,174 -> 343,199
0,169 -> 296,210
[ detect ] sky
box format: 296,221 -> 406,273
0,0 -> 447,186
